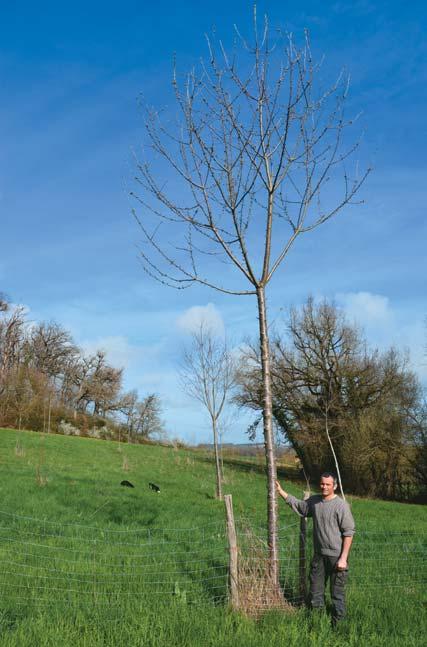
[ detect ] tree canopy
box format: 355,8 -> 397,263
236,297 -> 425,499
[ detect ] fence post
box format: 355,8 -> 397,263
299,491 -> 310,603
224,494 -> 239,610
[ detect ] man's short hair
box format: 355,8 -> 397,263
320,471 -> 338,486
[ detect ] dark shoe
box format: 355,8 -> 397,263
331,616 -> 345,629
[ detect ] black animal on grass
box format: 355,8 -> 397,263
149,482 -> 160,493
120,480 -> 134,488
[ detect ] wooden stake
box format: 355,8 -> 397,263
224,494 -> 239,610
299,491 -> 310,603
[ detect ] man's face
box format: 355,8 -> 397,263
319,476 -> 336,497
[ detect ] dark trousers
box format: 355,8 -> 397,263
309,553 -> 348,621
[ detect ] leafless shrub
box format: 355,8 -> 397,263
171,438 -> 187,451
14,439 -> 25,457
35,465 -> 48,487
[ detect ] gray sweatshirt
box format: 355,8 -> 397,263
285,494 -> 355,556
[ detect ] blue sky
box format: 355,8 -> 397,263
1,1 -> 426,443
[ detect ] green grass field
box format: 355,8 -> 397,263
0,428 -> 425,646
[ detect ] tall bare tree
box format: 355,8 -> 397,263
132,11 -> 368,584
180,322 -> 235,500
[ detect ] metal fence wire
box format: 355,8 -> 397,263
0,509 -> 425,614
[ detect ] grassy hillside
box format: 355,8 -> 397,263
0,428 -> 425,647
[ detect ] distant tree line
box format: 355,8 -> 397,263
236,297 -> 427,501
0,296 -> 164,442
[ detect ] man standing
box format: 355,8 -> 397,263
276,472 -> 355,625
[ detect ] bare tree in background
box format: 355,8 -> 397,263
0,308 -> 25,386
0,303 -> 149,435
26,322 -> 78,432
134,393 -> 165,439
120,391 -> 165,442
121,388 -> 139,442
0,293 -> 9,313
68,350 -> 123,417
237,297 -> 424,498
132,10 -> 369,584
0,306 -> 26,421
180,322 -> 235,500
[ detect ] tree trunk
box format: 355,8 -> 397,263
47,397 -> 51,434
220,432 -> 224,480
212,417 -> 223,500
256,286 -> 279,589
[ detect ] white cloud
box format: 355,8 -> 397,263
336,291 -> 427,383
176,303 -> 225,336
337,291 -> 392,328
395,320 -> 427,382
80,335 -> 143,370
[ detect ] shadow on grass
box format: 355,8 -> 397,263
280,579 -> 306,609
0,608 -> 27,631
194,453 -> 304,482
182,556 -> 228,606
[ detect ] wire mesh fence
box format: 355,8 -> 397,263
234,518 -> 427,614
0,510 -> 229,610
0,508 -> 425,616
